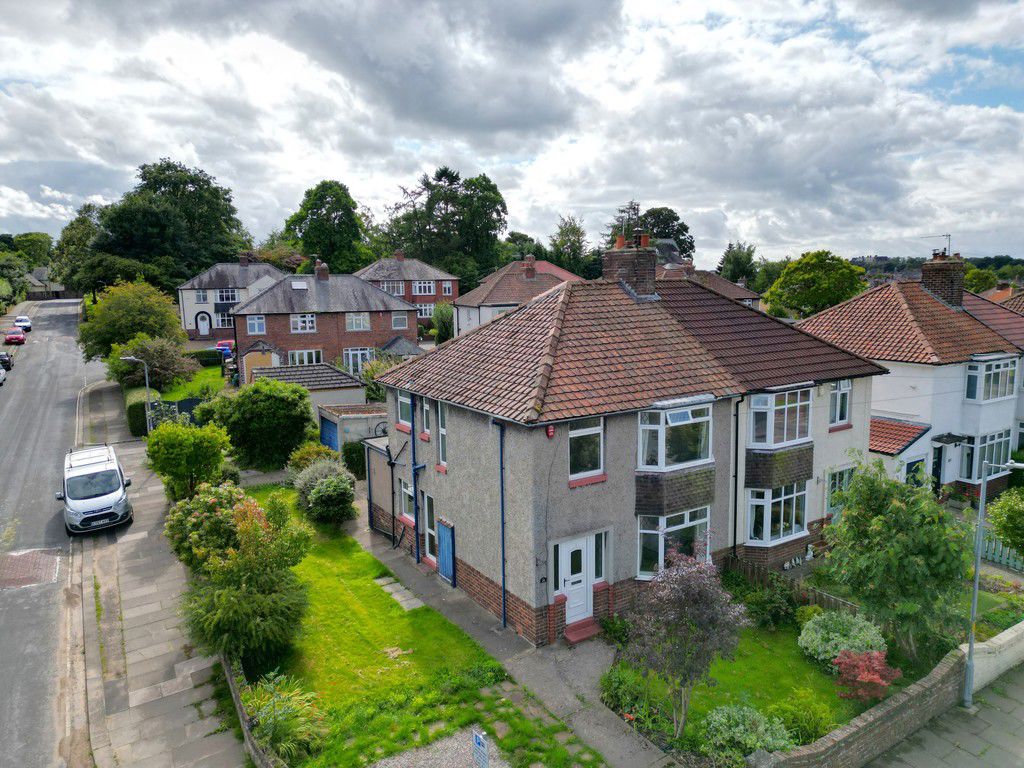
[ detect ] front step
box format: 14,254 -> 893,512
564,617 -> 600,646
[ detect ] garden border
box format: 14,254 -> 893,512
723,555 -> 859,615
220,653 -> 287,768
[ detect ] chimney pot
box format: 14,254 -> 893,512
640,232 -> 650,248
314,259 -> 330,281
614,234 -> 626,249
394,250 -> 405,262
239,252 -> 250,267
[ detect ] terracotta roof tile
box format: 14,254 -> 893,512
869,417 -> 930,456
456,260 -> 581,308
1001,292 -> 1024,314
656,265 -> 760,301
962,292 -> 1024,348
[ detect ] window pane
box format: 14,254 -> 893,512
689,507 -> 708,523
753,411 -> 768,443
771,499 -> 783,540
640,532 -> 660,575
640,411 -> 660,425
666,421 -> 708,465
639,516 -> 660,531
641,427 -> 659,467
797,403 -> 809,439
665,513 -> 686,528
668,525 -> 698,558
572,417 -> 601,431
966,374 -> 978,400
570,548 -> 583,576
594,533 -> 604,579
774,406 -> 787,444
553,544 -> 559,588
749,503 -> 764,541
569,432 -> 602,476
781,496 -> 793,537
794,492 -> 806,531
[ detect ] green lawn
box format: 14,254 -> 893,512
160,365 -> 225,401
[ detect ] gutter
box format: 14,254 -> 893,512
493,419 -> 508,628
732,394 -> 746,557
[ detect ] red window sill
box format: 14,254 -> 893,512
419,432 -> 430,442
395,423 -> 411,434
399,514 -> 416,527
435,464 -> 447,474
828,423 -> 853,433
568,473 -> 608,489
422,556 -> 437,572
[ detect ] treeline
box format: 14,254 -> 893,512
0,232 -> 52,312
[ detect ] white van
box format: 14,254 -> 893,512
56,446 -> 133,535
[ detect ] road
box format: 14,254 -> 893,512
0,300 -> 102,767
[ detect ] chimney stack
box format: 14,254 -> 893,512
602,230 -> 658,300
239,252 -> 251,267
921,249 -> 964,306
394,250 -> 405,262
314,259 -> 330,281
523,254 -> 536,279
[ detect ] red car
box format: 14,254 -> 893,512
4,328 -> 25,345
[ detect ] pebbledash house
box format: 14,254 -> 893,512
368,235 -> 885,646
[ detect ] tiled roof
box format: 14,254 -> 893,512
178,262 -> 283,290
797,282 -> 1020,364
869,417 -> 930,456
319,403 -> 388,417
251,363 -> 362,391
982,286 -> 1016,303
377,278 -> 884,424
962,293 -> 1024,348
231,274 -> 415,315
656,264 -> 760,301
380,335 -> 424,357
1001,292 -> 1024,314
455,260 -> 581,308
355,256 -> 458,282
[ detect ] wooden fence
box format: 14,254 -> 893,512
723,555 -> 859,615
983,530 -> 1024,573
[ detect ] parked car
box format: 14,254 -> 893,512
0,352 -> 12,371
13,315 -> 31,332
56,446 -> 133,536
0,367 -> 5,386
5,328 -> 25,345
214,339 -> 234,357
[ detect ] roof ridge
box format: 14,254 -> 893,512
892,283 -> 941,364
522,284 -> 572,422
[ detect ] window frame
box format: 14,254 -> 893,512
416,303 -> 435,319
904,456 -> 928,486
214,312 -> 234,329
381,280 -> 404,296
421,398 -> 432,435
216,288 -> 239,303
965,359 -> 1018,402
287,349 -> 322,366
397,390 -> 412,427
346,312 -> 371,332
637,405 -> 712,472
441,281 -> 453,296
568,417 -> 604,480
828,379 -> 852,427
290,313 -> 317,333
392,312 -> 408,330
412,280 -> 434,296
399,478 -> 415,523
246,315 -> 266,335
342,347 -> 373,374
195,289 -> 208,304
437,402 -> 448,465
423,491 -> 437,560
826,467 -> 855,515
961,430 -> 1012,480
637,507 -> 710,580
746,482 -> 808,546
749,389 -> 812,448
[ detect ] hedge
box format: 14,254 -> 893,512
124,386 -> 162,437
342,441 -> 366,480
186,349 -> 226,367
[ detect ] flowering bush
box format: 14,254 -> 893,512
834,650 -> 901,702
798,611 -> 886,670
164,482 -> 247,572
700,705 -> 794,759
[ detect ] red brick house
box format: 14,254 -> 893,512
231,260 -> 419,381
355,251 -> 459,325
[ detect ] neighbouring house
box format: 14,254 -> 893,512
177,254 -> 283,340
799,250 -> 1024,499
230,260 -> 418,382
656,259 -> 761,309
25,267 -> 78,300
1001,291 -> 1024,314
369,234 -> 884,646
355,251 -> 459,325
251,362 -> 365,413
982,283 -> 1018,303
318,403 -> 388,449
454,255 -> 582,335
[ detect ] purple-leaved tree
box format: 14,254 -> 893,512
624,553 -> 749,738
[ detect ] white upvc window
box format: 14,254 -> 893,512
195,289 -> 208,304
215,312 -> 233,329
412,280 -> 434,296
346,312 -> 370,332
421,398 -> 432,435
966,359 -> 1018,401
392,312 -> 408,330
441,281 -> 453,296
638,405 -> 712,471
288,349 -> 322,366
904,456 -> 927,487
246,315 -> 265,335
638,507 -> 710,579
397,390 -> 412,426
961,430 -> 1012,480
829,379 -> 851,427
437,402 -> 448,465
343,347 -> 373,374
568,417 -> 604,480
1018,421 -> 1024,452
290,313 -> 317,333
399,478 -> 414,522
417,303 -> 435,319
217,288 -> 238,303
747,482 -> 807,544
827,467 -> 855,514
381,280 -> 404,296
750,389 -> 811,447
423,492 -> 437,560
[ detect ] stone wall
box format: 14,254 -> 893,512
220,655 -> 287,768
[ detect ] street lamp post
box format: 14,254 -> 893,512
964,458 -> 1024,707
120,355 -> 152,433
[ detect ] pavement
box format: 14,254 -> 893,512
372,728 -> 511,768
78,380 -> 245,768
0,299 -> 101,767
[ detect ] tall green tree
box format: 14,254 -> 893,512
0,252 -> 29,296
12,232 -> 52,267
751,256 -> 790,294
51,204 -> 101,284
717,241 -> 757,283
77,281 -> 185,360
964,267 -> 998,294
548,215 -> 593,276
284,180 -> 367,273
638,206 -> 695,259
763,250 -> 864,317
67,252 -> 175,300
433,301 -> 454,343
499,231 -> 547,266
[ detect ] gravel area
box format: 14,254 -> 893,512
371,728 -> 511,768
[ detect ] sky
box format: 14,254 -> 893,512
1,1 -> 1023,269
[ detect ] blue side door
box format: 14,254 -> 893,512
319,417 -> 339,451
437,522 -> 455,586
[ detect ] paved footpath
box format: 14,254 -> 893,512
80,382 -> 244,768
870,664 -> 1024,768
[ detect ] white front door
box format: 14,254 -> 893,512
560,537 -> 592,624
196,313 -> 211,336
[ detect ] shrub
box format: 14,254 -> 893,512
834,650 -> 901,702
341,441 -> 366,480
263,490 -> 292,530
766,689 -> 835,744
746,575 -> 797,630
294,459 -> 350,511
287,442 -> 339,476
124,386 -> 162,436
798,611 -> 886,670
307,474 -> 357,524
600,614 -> 632,648
795,605 -> 824,629
164,482 -> 247,572
988,486 -> 1024,555
78,280 -> 185,360
241,672 -> 327,762
720,569 -> 755,601
187,349 -> 226,367
146,421 -> 231,500
105,333 -> 199,390
700,705 -> 795,759
599,662 -> 673,736
218,460 -> 240,485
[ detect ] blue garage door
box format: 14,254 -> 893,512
320,417 -> 339,451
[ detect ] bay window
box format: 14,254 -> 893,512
748,482 -> 807,544
829,380 -> 851,427
638,507 -> 709,578
568,417 -> 603,479
750,389 -> 811,447
961,430 -> 1012,480
638,405 -> 711,471
966,359 -> 1017,401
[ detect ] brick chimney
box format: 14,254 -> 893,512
394,250 -> 405,262
314,259 -> 330,281
238,251 -> 251,267
602,230 -> 658,300
921,249 -> 964,306
523,254 -> 536,279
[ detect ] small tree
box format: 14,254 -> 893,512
987,487 -> 1024,554
825,460 -> 970,660
834,650 -> 901,702
623,555 -> 748,738
763,250 -> 865,318
147,421 -> 230,500
433,301 -> 454,343
78,281 -> 185,359
360,355 -> 401,402
106,333 -> 199,390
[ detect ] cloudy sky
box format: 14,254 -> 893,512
1,1 -> 1023,268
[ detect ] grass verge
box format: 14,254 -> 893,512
160,366 -> 225,401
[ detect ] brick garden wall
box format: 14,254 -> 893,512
737,519 -> 827,567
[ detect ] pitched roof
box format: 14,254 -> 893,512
981,285 -> 1016,303
231,274 -> 415,315
178,261 -> 283,290
355,256 -> 458,282
797,282 -> 1020,364
656,264 -> 760,301
251,363 -> 362,391
377,279 -> 884,424
1001,292 -> 1024,314
455,260 -> 582,308
380,335 -> 424,357
869,417 -> 930,456
962,292 -> 1024,348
